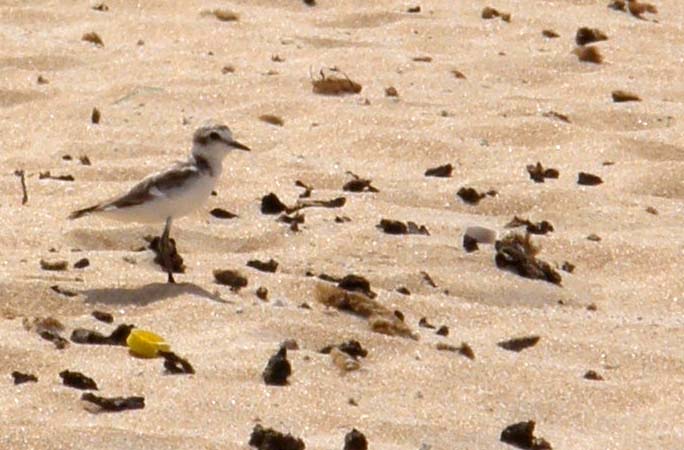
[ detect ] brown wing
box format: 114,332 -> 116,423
68,161 -> 199,219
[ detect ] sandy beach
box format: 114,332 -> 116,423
1,0 -> 684,448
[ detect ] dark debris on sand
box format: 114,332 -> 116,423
261,193 -> 287,214
256,286 -> 269,300
384,86 -> 399,97
573,46 -> 603,64
247,258 -> 279,273
377,219 -> 429,236
26,317 -> 68,349
320,340 -> 368,359
316,273 -> 377,299
12,371 -> 38,385
495,233 -> 561,285
343,172 -> 379,193
73,257 -> 90,269
40,259 -> 68,271
159,351 -> 195,374
60,370 -> 98,390
335,274 -> 376,298
482,6 -> 511,22
71,324 -> 134,346
295,180 -> 313,198
584,370 -> 604,381
457,187 -> 496,205
50,285 -> 78,298
91,310 -> 113,323
609,0 -> 627,11
526,162 -> 559,183
210,207 -> 238,219
498,335 -> 541,352
612,90 -> 641,102
90,107 -> 101,124
278,212 -> 305,232
344,429 -> 368,450
39,171 -> 75,182
249,424 -> 305,450
40,330 -> 69,349
436,342 -> 475,360
419,317 -> 435,329
425,163 -> 453,177
146,235 -> 185,273
214,269 -> 248,292
541,111 -> 570,123
311,69 -> 362,96
82,393 -> 145,412
500,420 -> 552,449
294,197 -> 346,212
259,114 -> 284,126
14,169 -> 28,205
421,271 -> 437,288
561,261 -> 575,273
263,347 -> 291,386
505,216 -> 554,235
463,234 -> 479,252
575,27 -> 608,46
82,33 -> 104,47
315,284 -> 417,339
577,172 -> 603,186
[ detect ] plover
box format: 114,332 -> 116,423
69,122 -> 250,283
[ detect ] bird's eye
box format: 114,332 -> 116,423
209,132 -> 220,140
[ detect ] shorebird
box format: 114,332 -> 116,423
69,122 -> 250,283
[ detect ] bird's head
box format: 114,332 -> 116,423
191,122 -> 250,163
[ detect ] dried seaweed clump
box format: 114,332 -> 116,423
612,90 -> 641,102
315,284 -> 417,339
202,9 -> 239,21
575,27 -> 608,46
259,114 -> 284,126
82,393 -> 145,412
249,424 -> 305,450
146,235 -> 185,273
628,0 -> 658,19
573,46 -> 603,64
505,216 -> 554,235
262,347 -> 291,385
82,32 -> 104,47
526,162 -> 559,183
312,68 -> 362,96
343,172 -> 379,192
481,6 -> 511,22
541,111 -> 570,123
500,420 -> 552,449
608,0 -> 627,11
344,429 -> 368,450
213,269 -> 248,291
497,335 -> 540,352
384,86 -> 399,97
495,233 -> 561,285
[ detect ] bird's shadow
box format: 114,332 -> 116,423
81,282 -> 231,306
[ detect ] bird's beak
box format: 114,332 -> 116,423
229,140 -> 251,151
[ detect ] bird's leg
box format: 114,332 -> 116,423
160,217 -> 175,284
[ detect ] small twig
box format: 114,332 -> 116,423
286,197 -> 346,213
14,170 -> 28,205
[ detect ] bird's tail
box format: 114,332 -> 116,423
68,204 -> 100,220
